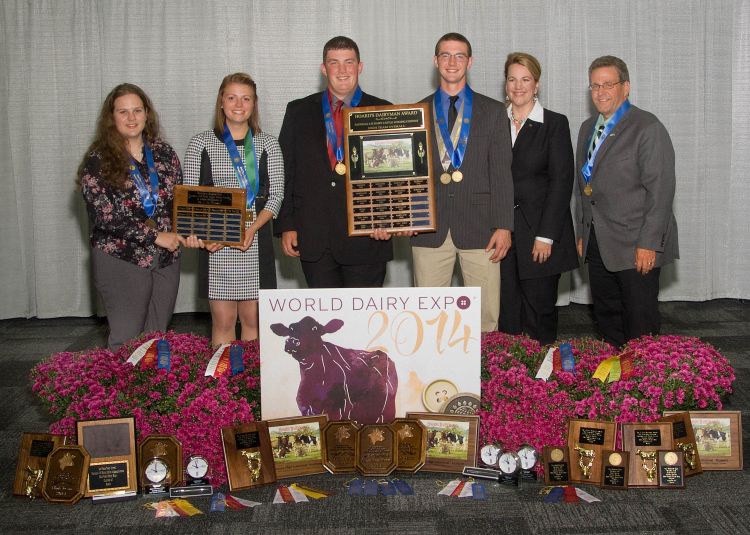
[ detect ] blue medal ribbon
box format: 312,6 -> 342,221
434,86 -> 473,170
222,123 -> 259,209
128,140 -> 160,218
580,99 -> 632,186
322,86 -> 363,163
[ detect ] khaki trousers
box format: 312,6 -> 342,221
412,231 -> 500,332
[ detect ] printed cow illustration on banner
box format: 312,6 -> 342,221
270,316 -> 398,424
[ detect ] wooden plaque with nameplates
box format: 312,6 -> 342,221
172,185 -> 247,246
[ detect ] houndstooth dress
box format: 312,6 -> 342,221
183,129 -> 284,300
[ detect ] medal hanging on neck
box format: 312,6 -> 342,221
223,122 -> 259,212
129,138 -> 160,228
434,86 -> 473,185
322,86 -> 362,175
580,99 -> 631,196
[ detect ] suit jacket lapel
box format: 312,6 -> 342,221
592,106 -> 634,172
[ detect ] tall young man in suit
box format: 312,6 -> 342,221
411,33 -> 514,332
575,55 -> 679,347
277,36 -> 393,288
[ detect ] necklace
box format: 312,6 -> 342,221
510,109 -> 526,126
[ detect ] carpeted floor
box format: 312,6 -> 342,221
0,301 -> 749,534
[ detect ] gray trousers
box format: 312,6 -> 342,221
92,248 -> 180,351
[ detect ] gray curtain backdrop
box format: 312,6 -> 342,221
2,0 -> 748,319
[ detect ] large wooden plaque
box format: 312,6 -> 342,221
322,421 -> 359,474
267,415 -> 327,479
13,432 -> 66,498
77,417 -> 137,498
566,419 -> 616,485
344,103 -> 436,235
355,424 -> 397,476
173,185 -> 246,245
621,421 -> 673,488
221,422 -> 276,491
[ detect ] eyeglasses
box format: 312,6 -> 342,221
437,53 -> 469,63
588,81 -> 624,92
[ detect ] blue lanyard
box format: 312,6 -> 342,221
128,140 -> 159,218
581,100 -> 632,185
434,86 -> 473,170
322,86 -> 363,162
222,123 -> 259,209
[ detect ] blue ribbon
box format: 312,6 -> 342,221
128,140 -> 159,218
580,99 -> 632,185
434,86 -> 473,170
222,123 -> 259,209
322,86 -> 363,164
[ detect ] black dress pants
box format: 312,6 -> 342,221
586,227 -> 661,348
301,249 -> 387,288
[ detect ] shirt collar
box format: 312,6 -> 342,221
505,99 -> 544,123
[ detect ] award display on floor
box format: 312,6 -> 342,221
322,421 -> 359,474
661,411 -> 703,476
621,421 -> 674,488
221,422 -> 276,491
41,445 -> 90,505
13,432 -> 66,498
355,424 -> 397,477
76,417 -> 137,500
266,415 -> 328,479
172,185 -> 247,245
543,446 -> 570,485
343,103 -> 436,236
137,435 -> 182,495
391,418 -> 427,472
601,450 -> 629,490
405,413 -> 479,473
566,419 -> 616,484
658,451 -> 685,489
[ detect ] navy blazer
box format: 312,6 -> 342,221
276,91 -> 394,265
510,108 -> 578,279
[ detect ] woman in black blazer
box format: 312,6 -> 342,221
499,52 -> 578,345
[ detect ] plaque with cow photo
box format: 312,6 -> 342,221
405,413 -> 478,473
266,415 -> 327,479
344,103 -> 436,236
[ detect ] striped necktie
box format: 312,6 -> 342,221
588,123 -> 605,159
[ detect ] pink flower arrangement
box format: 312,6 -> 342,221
479,333 -> 735,455
31,331 -> 734,485
30,331 -> 260,486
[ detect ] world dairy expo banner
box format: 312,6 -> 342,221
259,287 -> 481,423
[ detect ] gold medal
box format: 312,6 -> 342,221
584,184 -> 593,196
440,172 -> 452,184
335,162 -> 347,175
145,218 -> 157,229
452,170 -> 463,182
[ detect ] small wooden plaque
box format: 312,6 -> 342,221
566,419 -> 616,485
658,451 -> 685,488
621,421 -> 673,488
77,417 -> 137,497
344,103 -> 437,236
41,445 -> 90,505
221,422 -> 276,491
322,421 -> 359,474
137,434 -> 183,491
543,446 -> 570,485
173,185 -> 246,245
660,412 -> 703,476
601,450 -> 629,490
266,415 -> 327,479
13,432 -> 66,497
391,418 -> 427,472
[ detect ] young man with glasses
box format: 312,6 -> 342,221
575,55 -> 679,347
411,32 -> 514,333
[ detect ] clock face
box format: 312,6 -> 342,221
518,446 -> 538,470
145,458 -> 169,484
186,455 -> 209,479
480,444 -> 500,467
499,452 -> 519,475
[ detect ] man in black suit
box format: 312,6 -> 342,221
411,33 -> 514,332
277,36 -> 393,288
